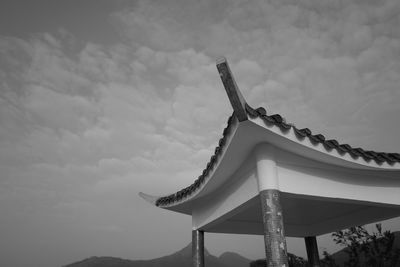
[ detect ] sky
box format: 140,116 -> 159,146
1,0 -> 400,266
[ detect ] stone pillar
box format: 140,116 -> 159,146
192,230 -> 204,267
256,144 -> 289,267
305,236 -> 320,267
260,190 -> 288,267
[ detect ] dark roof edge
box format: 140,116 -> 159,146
245,103 -> 400,165
155,113 -> 237,207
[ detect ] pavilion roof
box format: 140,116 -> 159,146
139,58 -> 400,210
153,103 -> 400,207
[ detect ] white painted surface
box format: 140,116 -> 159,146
249,117 -> 400,170
142,118 -> 400,236
255,143 -> 279,191
279,163 -> 400,206
192,156 -> 258,230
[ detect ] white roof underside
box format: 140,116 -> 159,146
141,117 -> 400,236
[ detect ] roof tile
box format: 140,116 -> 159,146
338,144 -> 352,152
309,134 -> 325,143
324,139 -> 339,149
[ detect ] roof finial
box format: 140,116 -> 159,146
216,56 -> 227,65
216,57 -> 248,122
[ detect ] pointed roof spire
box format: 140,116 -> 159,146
216,57 -> 248,121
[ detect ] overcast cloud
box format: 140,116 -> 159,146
1,0 -> 400,266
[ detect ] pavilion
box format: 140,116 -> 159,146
140,58 -> 400,267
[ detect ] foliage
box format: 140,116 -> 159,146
249,259 -> 266,267
249,253 -> 307,267
288,253 -> 308,267
250,224 -> 400,267
330,224 -> 400,267
321,250 -> 339,267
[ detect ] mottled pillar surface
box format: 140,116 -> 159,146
192,230 -> 204,267
305,236 -> 321,267
260,189 -> 288,267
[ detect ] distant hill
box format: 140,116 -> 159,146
64,256 -> 134,267
64,243 -> 250,267
219,251 -> 251,267
64,231 -> 400,267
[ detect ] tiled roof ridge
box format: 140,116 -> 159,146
155,103 -> 400,207
245,103 -> 400,164
155,114 -> 236,207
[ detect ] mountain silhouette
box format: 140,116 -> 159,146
64,243 -> 250,267
64,231 -> 400,267
219,251 -> 251,267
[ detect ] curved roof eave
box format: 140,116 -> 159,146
140,103 -> 400,211
140,58 -> 400,211
139,114 -> 240,211
245,104 -> 400,170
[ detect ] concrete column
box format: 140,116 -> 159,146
305,236 -> 320,267
256,144 -> 288,267
260,189 -> 289,267
192,230 -> 204,267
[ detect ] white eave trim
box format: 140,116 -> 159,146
249,116 -> 400,171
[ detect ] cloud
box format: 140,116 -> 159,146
111,0 -> 227,52
0,27 -> 233,264
2,0 -> 400,266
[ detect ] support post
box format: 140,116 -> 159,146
305,236 -> 320,267
192,230 -> 204,267
256,144 -> 289,267
260,190 -> 289,267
